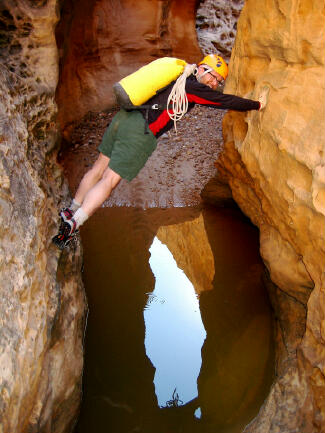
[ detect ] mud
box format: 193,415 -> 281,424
58,106 -> 225,208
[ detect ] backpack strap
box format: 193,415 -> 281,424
138,104 -> 163,134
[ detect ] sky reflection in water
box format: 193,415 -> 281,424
144,236 -> 207,408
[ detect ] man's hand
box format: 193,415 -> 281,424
258,86 -> 269,110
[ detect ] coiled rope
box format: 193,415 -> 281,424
166,63 -> 197,132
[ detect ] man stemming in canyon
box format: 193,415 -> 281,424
52,54 -> 267,249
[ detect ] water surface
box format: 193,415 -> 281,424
74,205 -> 274,433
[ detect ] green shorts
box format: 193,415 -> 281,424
98,109 -> 157,182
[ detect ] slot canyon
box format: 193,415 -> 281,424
0,1 -> 324,432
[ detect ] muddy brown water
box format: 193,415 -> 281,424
74,205 -> 274,433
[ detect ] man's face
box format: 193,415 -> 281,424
198,65 -> 225,90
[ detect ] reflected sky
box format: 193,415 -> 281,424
144,236 -> 207,408
77,206 -> 274,433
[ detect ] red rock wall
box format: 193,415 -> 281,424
56,0 -> 202,138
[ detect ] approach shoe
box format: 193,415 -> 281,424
59,207 -> 74,223
57,207 -> 74,234
52,218 -> 78,250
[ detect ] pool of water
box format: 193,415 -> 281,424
74,205 -> 274,433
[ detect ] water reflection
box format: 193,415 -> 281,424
75,206 -> 274,433
144,237 -> 206,408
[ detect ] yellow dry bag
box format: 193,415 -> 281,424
113,57 -> 187,109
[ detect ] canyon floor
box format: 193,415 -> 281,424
59,105 -> 225,208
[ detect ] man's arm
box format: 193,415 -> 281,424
186,78 -> 260,112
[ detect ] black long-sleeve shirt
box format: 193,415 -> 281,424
140,75 -> 260,138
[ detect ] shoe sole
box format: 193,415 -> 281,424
52,233 -> 77,250
53,210 -> 78,250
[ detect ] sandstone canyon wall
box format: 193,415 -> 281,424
0,1 -> 86,432
216,0 -> 325,431
1,0 -> 324,432
55,0 -> 202,138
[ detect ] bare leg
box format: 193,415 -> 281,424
74,153 -> 110,205
53,154 -> 121,249
80,166 -> 121,216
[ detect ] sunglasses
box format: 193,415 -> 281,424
201,67 -> 225,86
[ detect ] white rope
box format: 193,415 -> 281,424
166,63 -> 197,132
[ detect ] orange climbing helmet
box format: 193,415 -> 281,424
198,54 -> 228,80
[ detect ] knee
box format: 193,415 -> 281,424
102,168 -> 121,189
90,153 -> 110,180
88,165 -> 103,182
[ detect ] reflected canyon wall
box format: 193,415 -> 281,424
157,214 -> 215,295
217,0 -> 325,431
158,208 -> 275,433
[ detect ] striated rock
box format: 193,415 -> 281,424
196,0 -> 244,61
215,0 -> 325,431
0,1 -> 87,432
55,0 -> 202,138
